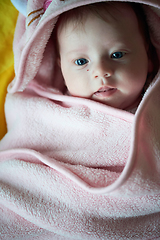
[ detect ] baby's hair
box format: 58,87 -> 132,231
54,2 -> 150,54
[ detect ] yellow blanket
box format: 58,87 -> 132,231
0,0 -> 18,139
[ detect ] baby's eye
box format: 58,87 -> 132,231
111,52 -> 125,59
75,58 -> 88,66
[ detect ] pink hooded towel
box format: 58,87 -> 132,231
1,0 -> 160,239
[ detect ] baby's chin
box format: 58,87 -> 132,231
124,96 -> 142,112
91,94 -> 120,109
66,90 -> 140,111
90,96 -> 128,110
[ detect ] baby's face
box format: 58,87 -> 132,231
58,4 -> 150,110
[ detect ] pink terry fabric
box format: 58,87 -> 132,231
43,0 -> 52,11
1,0 -> 160,239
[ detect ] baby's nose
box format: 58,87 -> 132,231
93,61 -> 113,79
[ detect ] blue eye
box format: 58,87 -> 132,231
111,52 -> 125,59
75,58 -> 88,66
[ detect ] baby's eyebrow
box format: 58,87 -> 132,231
66,47 -> 88,55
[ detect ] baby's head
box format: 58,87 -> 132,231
55,2 -> 157,110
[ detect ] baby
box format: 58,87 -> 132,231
54,2 -> 158,111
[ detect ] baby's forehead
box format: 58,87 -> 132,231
57,2 -> 138,34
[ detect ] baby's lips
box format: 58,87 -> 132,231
94,86 -> 117,97
97,86 -> 111,92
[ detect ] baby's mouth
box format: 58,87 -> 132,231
94,86 -> 117,98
